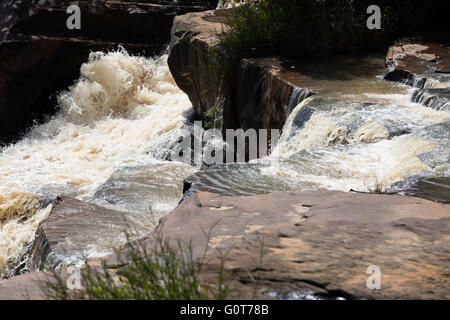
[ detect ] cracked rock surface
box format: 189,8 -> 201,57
135,190 -> 450,299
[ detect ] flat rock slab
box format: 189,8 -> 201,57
148,190 -> 450,299
384,42 -> 450,88
0,270 -> 48,300
29,196 -> 149,270
0,261 -> 113,300
91,163 -> 195,220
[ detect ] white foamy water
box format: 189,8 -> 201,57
264,88 -> 450,192
0,49 -> 194,274
273,95 -> 450,160
1,51 -> 449,275
188,57 -> 450,197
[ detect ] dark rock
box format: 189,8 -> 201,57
168,9 -> 226,127
384,42 -> 450,88
236,58 -> 316,132
411,88 -> 450,110
168,10 -> 315,134
390,177 -> 450,204
144,190 -> 450,299
0,0 -> 218,143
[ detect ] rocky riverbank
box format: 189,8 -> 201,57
0,2 -> 449,300
1,190 -> 449,299
168,10 -> 449,133
168,9 -> 317,133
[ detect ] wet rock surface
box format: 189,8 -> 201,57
2,190 -> 449,299
397,177 -> 450,204
168,10 -> 315,132
0,0 -> 218,143
384,42 -> 450,88
28,196 -> 147,271
236,58 -> 316,131
141,190 -> 450,299
90,163 -> 195,219
384,41 -> 450,111
411,88 -> 450,111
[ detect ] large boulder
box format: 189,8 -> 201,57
236,58 -> 316,131
140,190 -> 450,299
168,10 -> 315,133
0,0 -> 218,143
168,10 -> 227,127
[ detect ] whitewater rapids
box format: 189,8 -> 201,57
0,49 -> 194,275
1,50 -> 449,277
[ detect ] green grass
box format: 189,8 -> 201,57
41,234 -> 232,300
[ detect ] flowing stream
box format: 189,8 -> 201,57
0,49 -> 195,276
0,51 -> 448,277
187,57 -> 450,197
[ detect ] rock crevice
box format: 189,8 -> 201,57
167,10 -> 315,134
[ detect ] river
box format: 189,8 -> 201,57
0,50 -> 448,277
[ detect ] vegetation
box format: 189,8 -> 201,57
203,105 -> 223,130
41,234 -> 232,300
213,0 -> 449,72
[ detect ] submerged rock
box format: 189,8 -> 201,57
0,261 -> 115,300
389,177 -> 450,204
90,163 -> 195,220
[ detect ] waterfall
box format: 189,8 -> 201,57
286,86 -> 311,118
0,49 -> 194,276
411,89 -> 450,111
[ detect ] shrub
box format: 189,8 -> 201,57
41,235 -> 232,300
214,0 -> 449,72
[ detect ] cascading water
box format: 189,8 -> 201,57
187,56 -> 450,198
1,51 -> 449,278
411,89 -> 450,111
0,49 -> 195,276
